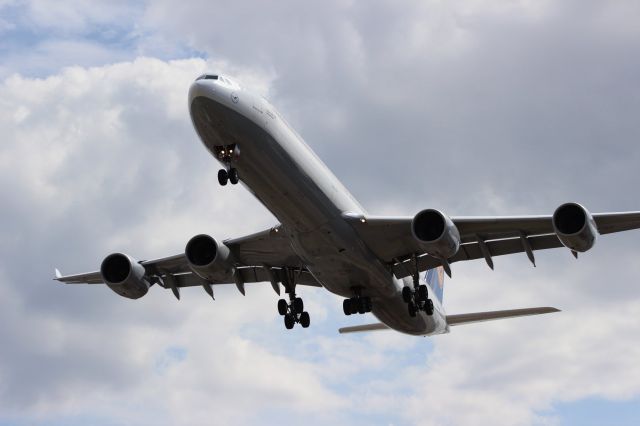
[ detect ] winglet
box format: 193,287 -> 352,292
54,268 -> 62,280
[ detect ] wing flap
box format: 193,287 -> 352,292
392,234 -> 563,279
447,307 -> 560,326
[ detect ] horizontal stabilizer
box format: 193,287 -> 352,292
338,323 -> 389,334
447,307 -> 560,326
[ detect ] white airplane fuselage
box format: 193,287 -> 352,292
189,77 -> 447,336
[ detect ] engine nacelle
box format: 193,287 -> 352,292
552,202 -> 598,252
100,253 -> 150,299
185,234 -> 234,281
411,209 -> 461,259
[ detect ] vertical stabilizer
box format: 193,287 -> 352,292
425,266 -> 445,302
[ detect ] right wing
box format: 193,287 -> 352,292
344,211 -> 640,277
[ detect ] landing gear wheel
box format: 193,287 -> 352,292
228,168 -> 239,185
357,298 -> 367,314
402,286 -> 413,303
349,300 -> 359,315
425,299 -> 434,316
299,312 -> 310,328
293,297 -> 304,314
343,299 -> 352,316
408,302 -> 417,317
217,169 -> 228,186
277,299 -> 288,316
418,285 -> 428,302
363,297 -> 373,313
284,314 -> 295,330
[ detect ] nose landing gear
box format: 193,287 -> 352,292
218,168 -> 239,186
216,144 -> 240,186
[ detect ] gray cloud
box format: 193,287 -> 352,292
2,1 -> 640,425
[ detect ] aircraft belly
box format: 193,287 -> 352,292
190,95 -> 437,332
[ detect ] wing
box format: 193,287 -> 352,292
345,211 -> 640,278
55,225 -> 320,295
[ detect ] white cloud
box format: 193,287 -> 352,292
2,1 -> 640,425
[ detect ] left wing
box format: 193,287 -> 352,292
55,225 -> 320,296
345,209 -> 640,277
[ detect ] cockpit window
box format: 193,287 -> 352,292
195,74 -> 218,81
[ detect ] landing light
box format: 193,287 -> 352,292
360,218 -> 367,223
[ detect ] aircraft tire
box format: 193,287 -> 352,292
284,314 -> 295,329
408,302 -> 417,317
363,297 -> 372,312
349,299 -> 359,315
343,299 -> 352,316
218,169 -> 228,186
277,299 -> 288,316
357,298 -> 367,314
426,299 -> 434,316
300,312 -> 310,328
293,297 -> 304,314
402,287 -> 413,303
418,285 -> 428,302
229,168 -> 239,184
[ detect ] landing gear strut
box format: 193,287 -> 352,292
276,267 -> 310,329
402,255 -> 434,317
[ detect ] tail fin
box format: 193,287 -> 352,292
425,266 -> 445,302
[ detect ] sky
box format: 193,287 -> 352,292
1,0 -> 640,425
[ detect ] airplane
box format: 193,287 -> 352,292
55,73 -> 640,336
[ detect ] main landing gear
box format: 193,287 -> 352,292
343,296 -> 372,315
277,293 -> 310,329
403,255 -> 434,318
276,267 -> 310,330
216,144 -> 240,186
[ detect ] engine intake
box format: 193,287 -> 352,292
552,203 -> 598,252
411,209 -> 461,259
185,234 -> 233,281
100,253 -> 150,299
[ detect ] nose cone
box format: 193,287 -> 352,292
188,80 -> 217,107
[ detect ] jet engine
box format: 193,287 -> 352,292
552,203 -> 598,252
100,253 -> 150,299
411,209 -> 461,259
185,234 -> 234,281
